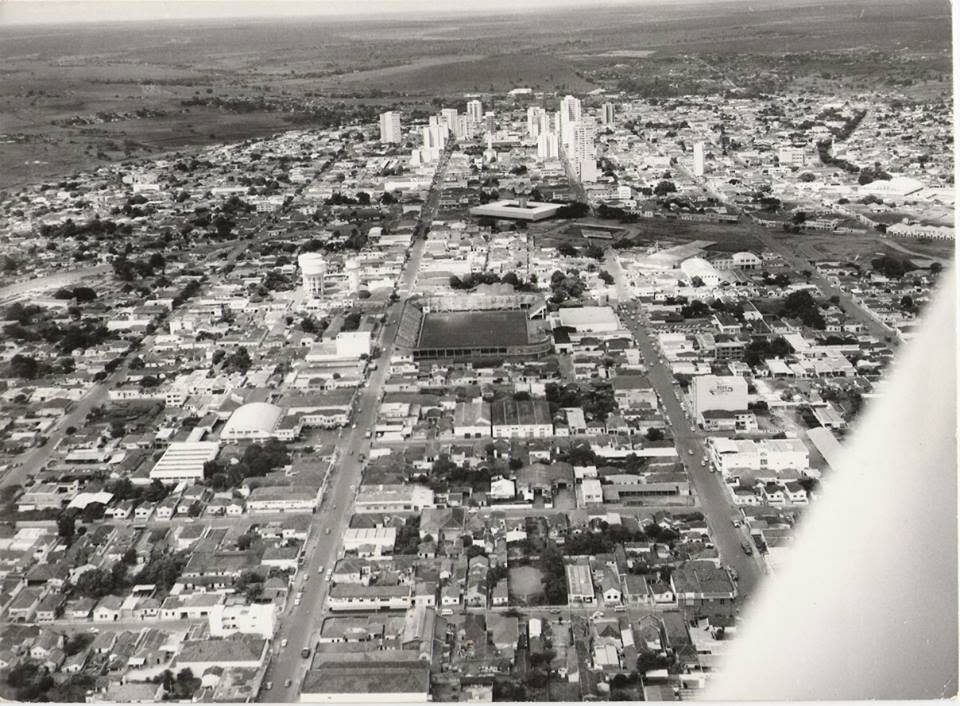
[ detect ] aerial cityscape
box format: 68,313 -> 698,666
0,0 -> 954,702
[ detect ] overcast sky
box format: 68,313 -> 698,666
0,0 -> 739,26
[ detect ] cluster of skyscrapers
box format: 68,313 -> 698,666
380,95 -> 621,182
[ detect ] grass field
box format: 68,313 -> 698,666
418,310 -> 530,350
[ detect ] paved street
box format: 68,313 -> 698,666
605,252 -> 765,602
260,151 -> 451,703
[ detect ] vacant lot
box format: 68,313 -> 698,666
509,565 -> 545,604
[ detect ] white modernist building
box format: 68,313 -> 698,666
220,402 -> 284,442
469,199 -> 561,222
150,441 -> 220,484
379,111 -> 402,144
708,437 -> 810,476
298,253 -> 327,299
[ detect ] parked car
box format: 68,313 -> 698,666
741,541 -> 754,556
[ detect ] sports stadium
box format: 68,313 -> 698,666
396,296 -> 552,361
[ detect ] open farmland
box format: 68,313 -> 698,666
0,0 -> 950,187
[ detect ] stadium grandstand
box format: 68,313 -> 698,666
395,296 -> 552,361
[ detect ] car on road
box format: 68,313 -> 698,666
317,564 -> 323,575
264,681 -> 273,691
280,639 -> 288,648
549,609 -> 562,614
732,519 -> 741,528
688,449 -> 694,456
284,679 -> 292,688
324,527 -> 331,535
741,541 -> 754,556
301,647 -> 311,658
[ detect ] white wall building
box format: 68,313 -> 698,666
379,111 -> 402,144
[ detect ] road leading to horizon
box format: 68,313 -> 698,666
261,150 -> 450,703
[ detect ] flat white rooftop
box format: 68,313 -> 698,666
469,200 -> 561,221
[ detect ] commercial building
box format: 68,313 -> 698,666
691,375 -> 748,423
149,441 -> 220,484
173,636 -> 268,674
245,487 -> 320,514
708,437 -> 810,476
208,599 -> 278,639
453,398 -> 492,438
327,584 -> 413,612
379,111 -> 402,144
491,398 -> 554,438
565,562 -> 595,604
342,527 -> 398,558
354,484 -> 435,514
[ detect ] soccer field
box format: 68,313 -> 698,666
417,310 -> 530,350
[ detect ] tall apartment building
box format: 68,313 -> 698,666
527,106 -> 548,138
466,99 -> 483,123
558,95 -> 582,150
379,111 -> 402,144
440,108 -> 460,138
537,131 -> 560,160
484,111 -> 496,135
573,119 -> 599,182
693,141 -> 706,177
601,102 -> 615,126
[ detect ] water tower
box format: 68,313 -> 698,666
298,253 -> 327,299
